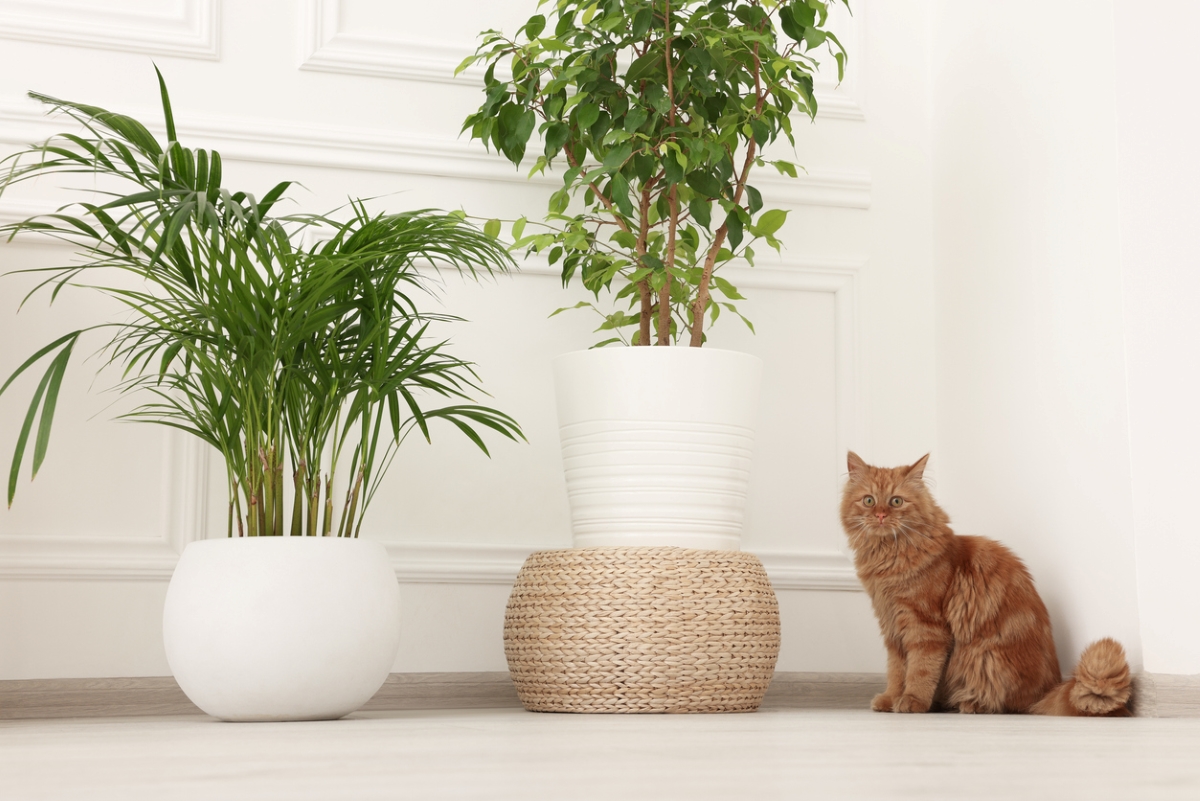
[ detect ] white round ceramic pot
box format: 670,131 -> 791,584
163,537 -> 401,722
553,347 -> 762,550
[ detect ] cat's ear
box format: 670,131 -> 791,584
906,454 -> 931,480
847,451 -> 868,476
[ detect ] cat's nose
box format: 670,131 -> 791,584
875,511 -> 887,523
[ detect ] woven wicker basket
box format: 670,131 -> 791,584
504,547 -> 780,713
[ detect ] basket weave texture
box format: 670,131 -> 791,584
504,547 -> 781,713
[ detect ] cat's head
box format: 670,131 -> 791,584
840,452 -> 945,544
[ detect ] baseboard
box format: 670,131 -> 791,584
0,672 -> 523,720
0,671 -> 879,720
3,671 -> 1194,720
0,676 -> 200,720
1131,673 -> 1200,718
764,672 -> 884,710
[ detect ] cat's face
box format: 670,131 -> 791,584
840,452 -> 937,543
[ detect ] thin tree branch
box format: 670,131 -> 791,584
659,183 -> 678,345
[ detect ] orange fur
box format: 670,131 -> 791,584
840,452 -> 1132,716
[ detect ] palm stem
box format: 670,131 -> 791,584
307,476 -> 319,537
322,476 -> 333,536
290,463 -> 305,537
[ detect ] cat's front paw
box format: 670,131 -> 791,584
893,694 -> 932,714
871,693 -> 894,712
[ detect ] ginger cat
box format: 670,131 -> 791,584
840,452 -> 1132,716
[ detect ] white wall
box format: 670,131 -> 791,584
930,1 -> 1144,670
9,0 -> 1187,685
1113,0 -> 1200,674
1,0 -> 941,678
10,0 -> 1192,685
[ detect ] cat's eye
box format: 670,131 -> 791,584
862,496 -> 875,507
889,497 -> 903,508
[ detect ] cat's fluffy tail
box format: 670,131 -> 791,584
1029,638 -> 1133,717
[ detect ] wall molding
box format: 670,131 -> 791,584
0,0 -> 220,60
299,0 -> 864,121
760,550 -> 860,591
0,533 -> 859,591
386,542 -> 539,586
299,0 -> 476,86
384,541 -> 859,592
0,432 -> 209,581
0,101 -> 870,210
0,199 -> 57,237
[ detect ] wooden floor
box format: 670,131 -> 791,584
4,703 -> 1200,800
3,673 -> 1200,799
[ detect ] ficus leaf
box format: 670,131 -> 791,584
549,189 -> 570,214
792,1 -> 818,27
454,54 -> 477,76
726,211 -> 744,250
746,185 -> 763,215
804,27 -> 828,49
544,122 -> 570,156
550,301 -> 594,317
755,208 -> 789,237
626,51 -> 663,83
686,171 -> 725,199
779,5 -> 806,42
631,6 -> 653,38
575,103 -> 600,130
610,173 -> 635,217
713,275 -> 745,301
611,230 -> 638,249
750,119 -> 770,147
524,14 -> 546,39
689,197 -> 712,229
624,106 -> 648,132
663,153 -> 684,185
603,143 -> 633,173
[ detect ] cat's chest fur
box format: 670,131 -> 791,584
854,534 -> 955,593
855,538 -> 958,638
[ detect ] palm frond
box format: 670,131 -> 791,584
1,73 -> 523,534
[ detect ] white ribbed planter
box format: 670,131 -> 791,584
163,537 -> 401,722
553,347 -> 762,550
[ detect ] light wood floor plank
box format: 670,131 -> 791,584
2,707 -> 1199,800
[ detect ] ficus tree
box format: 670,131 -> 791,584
461,0 -> 848,346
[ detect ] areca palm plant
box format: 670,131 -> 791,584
0,70 -> 523,537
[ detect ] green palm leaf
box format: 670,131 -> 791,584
1,72 -> 524,535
